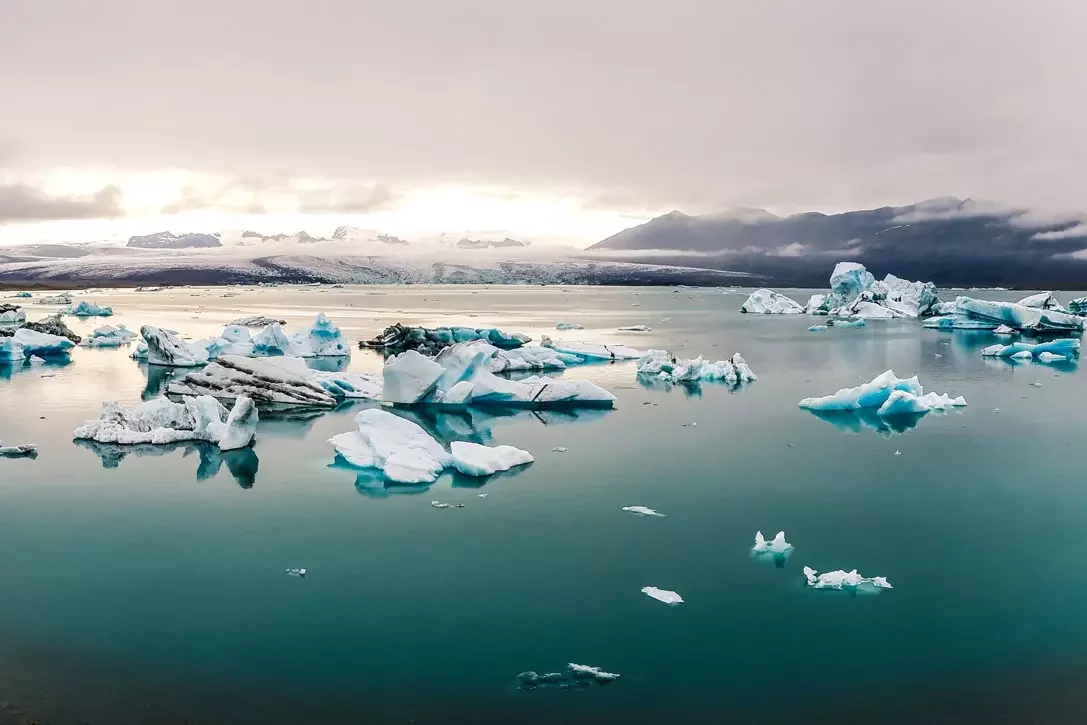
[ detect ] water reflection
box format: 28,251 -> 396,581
74,439 -> 259,488
396,405 -> 613,447
140,363 -> 183,400
329,456 -> 533,498
805,409 -> 927,437
0,357 -> 72,380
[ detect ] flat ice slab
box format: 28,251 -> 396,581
450,441 -> 533,476
641,586 -> 684,604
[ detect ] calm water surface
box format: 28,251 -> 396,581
1,285 -> 1087,724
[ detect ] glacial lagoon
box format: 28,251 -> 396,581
2,284 -> 1087,723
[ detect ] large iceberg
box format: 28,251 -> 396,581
803,566 -> 892,592
64,300 -> 113,317
288,313 -> 351,357
827,262 -> 875,309
740,289 -> 805,314
12,328 -> 75,357
141,325 -> 210,367
0,304 -> 26,327
79,325 -> 138,348
360,322 -> 530,354
450,440 -> 533,476
980,338 -> 1080,360
168,355 -> 339,407
954,297 -> 1083,334
73,395 -> 257,449
799,370 -> 965,416
868,273 -> 939,317
383,350 -> 444,404
636,349 -> 757,386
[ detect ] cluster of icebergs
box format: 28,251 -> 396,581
329,408 -> 534,483
980,338 -> 1080,363
751,532 -> 892,593
799,370 -> 966,418
741,263 -> 939,319
636,349 -> 757,386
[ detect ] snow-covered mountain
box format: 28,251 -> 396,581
126,231 -> 222,249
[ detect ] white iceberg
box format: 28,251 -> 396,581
0,443 -> 37,458
141,325 -> 209,367
450,440 -> 533,476
954,296 -> 1084,333
540,336 -> 641,361
868,273 -> 939,317
218,396 -> 259,451
12,328 -> 75,357
1017,291 -> 1064,311
79,325 -> 137,348
922,314 -> 999,330
800,370 -> 965,417
329,408 -> 452,484
37,293 -> 72,305
980,338 -> 1080,360
740,288 -> 805,314
231,315 -> 285,327
636,349 -> 757,385
806,293 -> 829,315
383,350 -> 444,404
992,324 -> 1018,335
622,506 -> 664,517
169,355 -> 339,407
825,318 -> 866,328
489,345 -> 579,372
73,395 -> 256,449
753,531 -> 792,554
64,300 -> 113,317
287,313 -> 350,357
567,663 -> 620,683
803,566 -> 892,592
641,586 -> 684,605
1037,351 -> 1068,363
876,390 -> 967,416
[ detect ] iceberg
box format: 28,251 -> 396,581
803,566 -> 892,592
922,313 -> 999,330
800,370 -> 965,417
827,262 -> 875,309
328,408 -> 452,484
140,325 -> 209,367
288,312 -> 351,357
12,328 -> 75,357
740,288 -> 805,314
11,292 -> 31,299
636,349 -> 757,386
168,355 -> 339,407
250,322 -> 291,356
808,324 -> 827,332
992,324 -> 1018,335
980,338 -> 1080,360
360,322 -> 530,354
954,296 -> 1084,333
1068,297 -> 1087,316
641,586 -> 684,605
217,396 -> 259,450
540,336 -> 641,362
79,325 -> 137,348
876,390 -> 967,416
0,443 -> 37,458
230,314 -> 286,327
517,663 -> 619,690
37,292 -> 72,305
489,345 -> 579,372
1017,292 -> 1064,311
806,293 -> 829,315
1037,351 -> 1068,363
825,318 -> 866,328
555,321 -> 584,330
834,296 -> 908,319
383,350 -> 444,404
753,531 -> 793,554
73,395 -> 256,449
22,313 -> 81,343
622,506 -> 664,517
617,325 -> 651,332
0,338 -> 26,362
0,304 -> 26,327
64,300 -> 113,317
868,273 -> 939,317
450,440 -> 533,476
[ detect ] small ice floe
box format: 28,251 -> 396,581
1029,381 -> 1044,388
641,586 -> 684,605
808,324 -> 828,332
803,566 -> 892,593
1037,352 -> 1068,363
231,315 -> 286,327
933,353 -> 943,359
73,395 -> 257,450
894,450 -> 902,455
753,531 -> 792,555
622,506 -> 664,517
637,350 -> 756,386
993,324 -> 1017,335
430,501 -> 450,509
617,325 -> 652,332
555,321 -> 584,330
517,663 -> 620,690
981,338 -> 1079,361
825,318 -> 866,328
477,493 -> 488,498
450,441 -> 533,476
0,444 -> 37,459
552,447 -> 568,453
284,568 -> 307,577
994,408 -> 1000,414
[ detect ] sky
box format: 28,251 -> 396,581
2,0 -> 1086,248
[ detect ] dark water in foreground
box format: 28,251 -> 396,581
2,285 -> 1087,724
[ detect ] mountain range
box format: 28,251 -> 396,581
588,198 -> 1087,287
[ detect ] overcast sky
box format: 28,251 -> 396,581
2,0 -> 1086,245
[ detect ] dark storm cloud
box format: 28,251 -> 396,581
3,0 -> 1087,215
0,183 -> 123,223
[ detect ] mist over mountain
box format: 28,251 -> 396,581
588,198 -> 1087,288
127,231 -> 222,249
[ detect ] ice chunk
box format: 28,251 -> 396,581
23,313 -> 81,343
617,325 -> 652,332
828,262 -> 876,309
284,568 -> 307,577
870,273 -> 939,317
992,324 -> 1017,335
740,288 -> 805,314
922,314 -> 999,330
555,321 -> 584,330
1037,351 -> 1068,363
806,293 -> 829,315
360,323 -> 529,354
568,663 -> 620,683
0,304 -> 26,327
489,345 -> 578,372
434,341 -> 494,389
72,395 -> 248,446
1017,292 -> 1064,310
465,370 -> 616,407
517,663 -> 619,690
78,324 -> 137,348
140,325 -> 209,367
231,315 -> 286,327
955,296 -> 1084,333
799,370 -> 923,411
877,390 -> 967,416
641,586 -> 684,604
64,300 -> 113,317
218,395 -> 258,451
12,328 -> 75,357
0,443 -> 37,458
37,292 -> 72,305
0,338 -> 26,361
1068,297 -> 1087,316
219,325 -> 251,344
803,566 -> 893,592
753,530 -> 793,553
622,506 -> 664,517
540,337 -> 641,361
637,349 -> 757,386
450,440 -> 533,476
311,371 -> 382,400
1010,350 -> 1033,360
837,299 -> 906,319
808,324 -> 827,332
980,338 -> 1080,360
248,322 -> 289,356
11,292 -> 31,299
169,355 -> 338,407
288,313 -> 351,357
430,500 -> 450,508
383,350 -> 444,404
328,408 -> 451,484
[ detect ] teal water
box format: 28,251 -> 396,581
2,285 -> 1087,724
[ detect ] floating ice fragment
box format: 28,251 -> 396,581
430,501 -> 450,509
79,324 -> 137,348
0,444 -> 37,458
450,441 -> 533,476
477,493 -> 488,498
617,325 -> 652,332
73,395 -> 255,448
808,324 -> 828,332
1017,291 -> 1065,311
170,356 -> 338,407
894,450 -> 901,455
980,338 -> 1080,360
231,315 -> 286,327
552,446 -> 568,452
1037,352 -> 1067,363
284,568 -> 307,577
992,324 -> 1017,335
12,328 -> 75,357
382,350 -> 445,404
955,296 -> 1083,333
637,350 -> 756,385
568,663 -> 620,683
740,289 -> 805,314
330,409 -> 451,484
555,321 -> 583,330
753,531 -> 792,553
517,663 -> 619,690
641,586 -> 684,604
63,300 -> 113,317
1010,350 -> 1033,361
141,325 -> 209,367
803,566 -> 892,592
623,506 -> 664,517
288,313 -> 351,357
